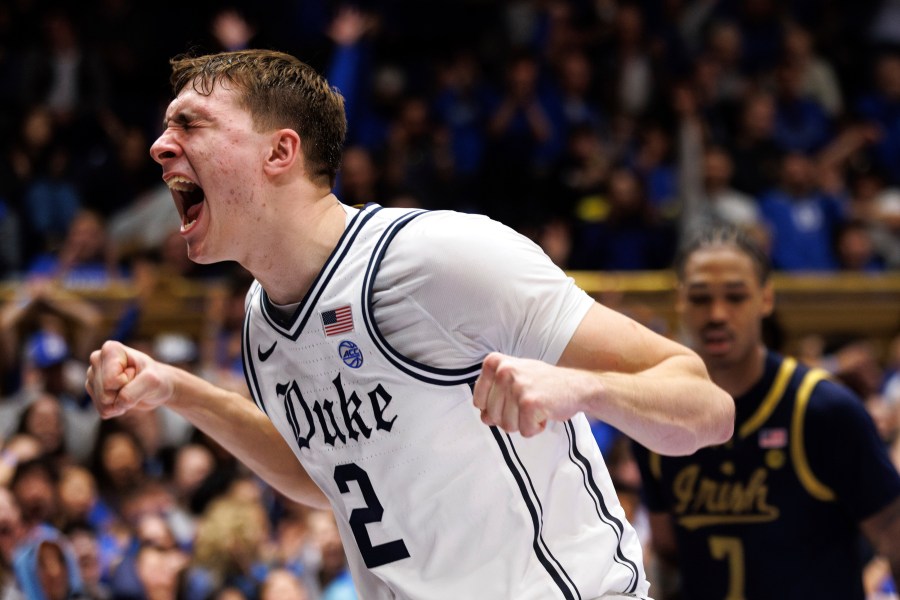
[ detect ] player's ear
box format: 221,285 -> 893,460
264,129 -> 301,176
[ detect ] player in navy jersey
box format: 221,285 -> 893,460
84,49 -> 734,599
633,224 -> 900,599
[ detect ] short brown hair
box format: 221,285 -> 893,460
169,49 -> 347,187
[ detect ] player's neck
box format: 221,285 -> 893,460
248,191 -> 346,305
708,345 -> 768,399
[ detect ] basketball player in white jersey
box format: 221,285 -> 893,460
85,49 -> 734,599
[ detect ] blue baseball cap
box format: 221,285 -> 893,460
25,331 -> 70,368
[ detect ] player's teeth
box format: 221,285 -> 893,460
167,176 -> 197,191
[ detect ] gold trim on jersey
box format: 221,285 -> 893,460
739,357 -> 797,439
791,368 -> 836,502
680,513 -> 780,529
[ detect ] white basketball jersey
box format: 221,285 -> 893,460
242,204 -> 650,599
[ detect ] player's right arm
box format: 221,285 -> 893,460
861,495 -> 900,588
86,340 -> 329,509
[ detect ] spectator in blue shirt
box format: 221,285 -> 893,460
772,60 -> 833,153
569,165 -> 677,271
759,152 -> 848,271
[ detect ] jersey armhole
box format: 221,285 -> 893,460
361,210 -> 482,386
790,369 -> 837,502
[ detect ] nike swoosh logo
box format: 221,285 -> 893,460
258,341 -> 277,362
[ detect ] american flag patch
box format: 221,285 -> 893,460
758,427 -> 787,449
321,305 -> 354,336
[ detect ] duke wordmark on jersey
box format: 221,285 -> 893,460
277,372 -> 398,451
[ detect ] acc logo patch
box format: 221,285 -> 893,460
339,340 -> 363,369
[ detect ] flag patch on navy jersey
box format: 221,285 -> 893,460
321,305 -> 354,336
758,427 -> 787,448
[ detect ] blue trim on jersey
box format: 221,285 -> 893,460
260,204 -> 382,340
565,420 -> 639,593
490,426 -> 581,600
360,209 -> 483,386
242,284 -> 269,416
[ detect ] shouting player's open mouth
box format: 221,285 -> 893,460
167,176 -> 205,233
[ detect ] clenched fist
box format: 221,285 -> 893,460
85,341 -> 175,419
472,352 -> 595,437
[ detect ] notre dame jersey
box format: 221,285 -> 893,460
242,204 -> 650,599
634,351 -> 900,600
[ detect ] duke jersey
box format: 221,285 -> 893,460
634,352 -> 900,600
242,204 -> 650,599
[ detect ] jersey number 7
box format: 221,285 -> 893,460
709,535 -> 745,600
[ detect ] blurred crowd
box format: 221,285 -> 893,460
2,0 -> 900,598
1,0 -> 900,281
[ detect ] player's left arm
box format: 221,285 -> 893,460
474,302 -> 735,456
861,495 -> 900,585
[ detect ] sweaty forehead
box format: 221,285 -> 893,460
166,82 -> 239,116
169,85 -> 209,109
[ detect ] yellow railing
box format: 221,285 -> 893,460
3,271 -> 899,357
570,271 -> 900,357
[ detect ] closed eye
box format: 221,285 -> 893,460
687,293 -> 749,306
164,113 -> 196,132
687,294 -> 711,306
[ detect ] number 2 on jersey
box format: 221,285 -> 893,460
334,463 -> 411,568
